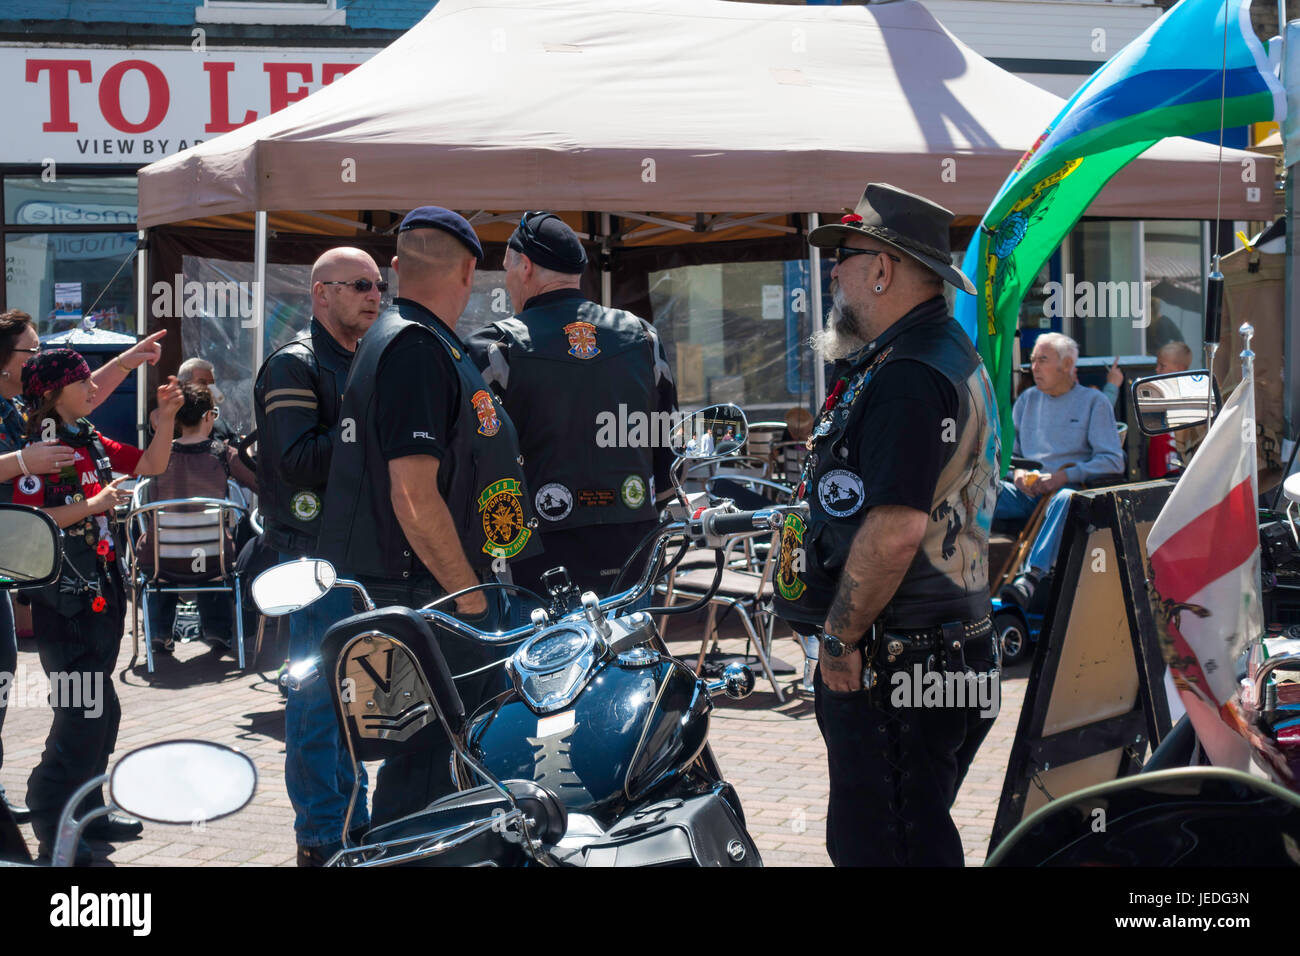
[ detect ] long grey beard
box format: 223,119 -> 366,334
809,287 -> 868,361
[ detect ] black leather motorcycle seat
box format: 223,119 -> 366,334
361,780 -> 566,867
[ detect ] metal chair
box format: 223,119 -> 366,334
770,440 -> 809,484
743,422 -> 786,469
658,529 -> 785,703
127,479 -> 249,673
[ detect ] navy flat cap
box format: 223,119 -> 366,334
508,211 -> 587,275
398,206 -> 484,262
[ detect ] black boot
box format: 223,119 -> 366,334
1,791 -> 30,825
84,811 -> 144,841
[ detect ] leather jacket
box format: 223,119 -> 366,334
253,318 -> 354,555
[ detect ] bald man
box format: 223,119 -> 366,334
253,245 -> 383,865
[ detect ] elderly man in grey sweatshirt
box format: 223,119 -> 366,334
997,332 -> 1125,608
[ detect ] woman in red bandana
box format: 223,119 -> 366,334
10,347 -> 181,863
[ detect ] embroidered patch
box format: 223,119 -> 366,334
563,321 -> 600,359
817,468 -> 865,518
776,511 -> 807,601
471,389 -> 501,437
577,489 -> 616,507
290,491 -> 321,521
17,475 -> 42,496
535,482 -> 574,522
621,475 -> 647,509
479,478 -> 531,558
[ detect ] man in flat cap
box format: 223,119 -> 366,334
318,206 -> 542,826
467,212 -> 677,599
771,183 -> 1001,866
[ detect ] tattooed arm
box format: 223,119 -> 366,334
820,504 -> 928,692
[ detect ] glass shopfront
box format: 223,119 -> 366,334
2,174 -> 139,337
647,259 -> 816,418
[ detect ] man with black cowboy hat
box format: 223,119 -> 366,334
466,212 -> 677,600
318,206 -> 543,827
771,183 -> 1001,866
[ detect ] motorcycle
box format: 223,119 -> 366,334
252,403 -> 809,867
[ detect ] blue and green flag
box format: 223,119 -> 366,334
955,0 -> 1285,472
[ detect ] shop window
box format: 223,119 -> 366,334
1143,221 -> 1204,358
648,260 -> 814,417
1064,220 -> 1144,359
6,231 -> 137,337
196,1 -> 346,26
4,176 -> 137,228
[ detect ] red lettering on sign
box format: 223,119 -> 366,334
25,59 -> 92,132
98,60 -> 169,133
204,62 -> 258,133
321,63 -> 359,85
264,63 -> 313,113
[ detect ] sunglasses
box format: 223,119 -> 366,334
831,246 -> 902,265
320,278 -> 389,293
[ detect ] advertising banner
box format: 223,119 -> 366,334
1,46 -> 375,164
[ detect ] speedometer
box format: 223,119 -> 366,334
510,625 -> 602,713
520,627 -> 590,671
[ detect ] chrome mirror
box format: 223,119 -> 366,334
669,403 -> 749,459
1131,370 -> 1219,436
0,503 -> 61,588
109,740 -> 256,825
251,558 -> 338,616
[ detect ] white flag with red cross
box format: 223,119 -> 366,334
1146,370 -> 1260,769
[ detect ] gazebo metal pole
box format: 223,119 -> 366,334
135,227 -> 149,448
253,211 -> 268,375
601,212 -> 612,307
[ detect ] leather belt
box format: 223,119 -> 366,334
877,616 -> 993,667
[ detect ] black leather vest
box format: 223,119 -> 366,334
253,321 -> 350,554
318,302 -> 542,581
26,424 -> 120,617
486,296 -> 660,531
772,303 -> 1000,629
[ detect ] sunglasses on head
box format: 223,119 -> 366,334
321,278 -> 389,293
831,246 -> 902,265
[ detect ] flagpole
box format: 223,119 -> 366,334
1204,254 -> 1224,426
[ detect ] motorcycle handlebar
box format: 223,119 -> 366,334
411,501 -> 808,644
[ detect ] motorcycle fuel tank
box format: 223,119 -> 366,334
467,654 -> 711,823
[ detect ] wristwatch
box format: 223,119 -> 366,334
821,633 -> 863,657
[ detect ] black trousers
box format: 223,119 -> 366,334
362,578 -> 512,828
25,566 -> 126,846
813,634 -> 997,866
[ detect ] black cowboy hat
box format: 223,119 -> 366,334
809,182 -> 975,295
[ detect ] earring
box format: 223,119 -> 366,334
874,285 -> 883,293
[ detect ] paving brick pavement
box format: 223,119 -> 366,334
1,603 -> 1026,867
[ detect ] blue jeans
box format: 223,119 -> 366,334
365,580 -> 513,827
282,557 -> 369,847
995,482 -> 1075,576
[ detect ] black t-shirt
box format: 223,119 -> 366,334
854,359 -> 959,516
375,329 -> 460,463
